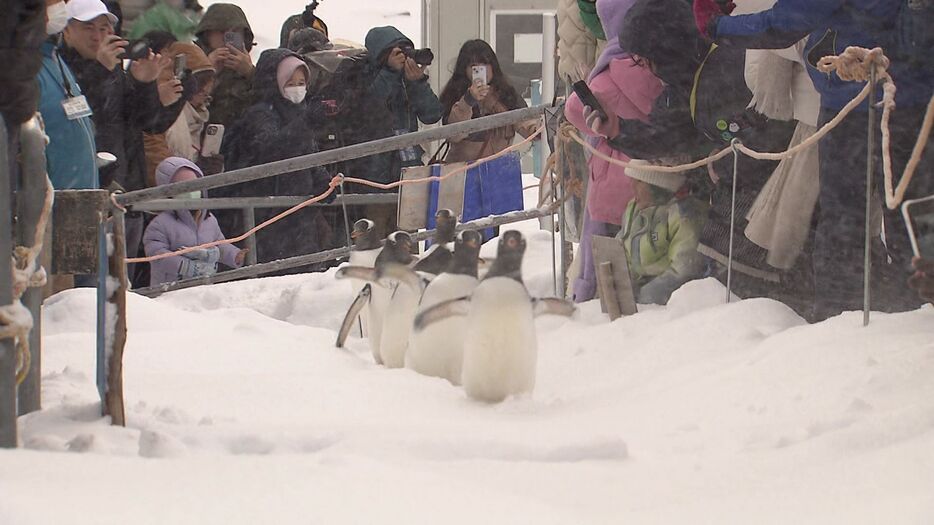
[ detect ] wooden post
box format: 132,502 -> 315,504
0,119 -> 17,448
597,262 -> 622,321
105,208 -> 128,426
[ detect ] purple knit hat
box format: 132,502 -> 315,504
589,0 -> 639,80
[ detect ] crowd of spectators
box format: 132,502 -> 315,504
3,0 -> 932,318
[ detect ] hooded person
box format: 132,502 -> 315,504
143,157 -> 246,287
564,0 -> 665,302
218,48 -> 333,272
143,41 -> 216,185
128,0 -> 198,42
590,0 -> 797,303
194,3 -> 255,127
344,25 -> 442,237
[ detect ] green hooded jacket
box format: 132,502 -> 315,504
194,3 -> 255,126
617,196 -> 708,304
128,1 -> 198,42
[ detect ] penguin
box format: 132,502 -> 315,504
335,231 -> 415,363
413,231 -> 576,402
376,210 -> 459,368
405,229 -> 482,385
346,219 -> 382,337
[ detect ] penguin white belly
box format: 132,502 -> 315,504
367,283 -> 391,364
379,281 -> 420,368
461,277 -> 537,402
406,273 -> 479,384
348,249 -> 381,337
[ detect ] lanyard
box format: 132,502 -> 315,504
689,43 -> 718,124
46,47 -> 76,98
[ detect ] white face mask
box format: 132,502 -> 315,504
283,86 -> 307,104
46,2 -> 69,35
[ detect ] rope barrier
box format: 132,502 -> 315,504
125,124 -> 545,264
1,176 -> 53,385
564,47 -> 932,212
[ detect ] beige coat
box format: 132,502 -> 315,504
444,89 -> 538,164
557,0 -> 606,82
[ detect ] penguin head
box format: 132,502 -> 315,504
486,230 -> 525,280
450,230 -> 482,277
456,230 -> 482,251
434,209 -> 457,245
351,219 -> 381,251
384,231 -> 415,264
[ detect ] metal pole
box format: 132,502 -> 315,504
131,193 -> 398,212
863,68 -> 877,327
726,139 -> 741,303
241,207 -> 258,266
338,176 -> 352,250
0,118 -> 17,448
542,12 -> 558,296
135,207 -> 557,296
116,106 -> 548,206
15,117 -> 47,415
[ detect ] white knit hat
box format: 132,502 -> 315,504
67,0 -> 119,25
624,159 -> 686,192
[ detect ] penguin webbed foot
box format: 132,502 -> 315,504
532,297 -> 578,319
336,284 -> 372,348
413,297 -> 471,331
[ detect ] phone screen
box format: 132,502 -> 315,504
471,65 -> 487,85
902,195 -> 934,258
224,31 -> 245,52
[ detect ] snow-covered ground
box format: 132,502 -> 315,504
1,175 -> 933,524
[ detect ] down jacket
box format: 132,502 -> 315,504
557,0 -> 601,81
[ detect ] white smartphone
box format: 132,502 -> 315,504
471,65 -> 487,85
901,194 -> 934,258
201,124 -> 225,158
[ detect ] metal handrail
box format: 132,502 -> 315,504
131,193 -> 397,212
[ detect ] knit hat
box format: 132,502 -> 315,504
276,56 -> 310,98
624,159 -> 686,192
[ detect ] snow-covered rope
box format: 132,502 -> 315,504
564,47 -> 932,211
126,124 -> 545,264
1,176 -> 53,385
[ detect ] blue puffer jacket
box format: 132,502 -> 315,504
36,40 -> 98,189
714,0 -> 934,110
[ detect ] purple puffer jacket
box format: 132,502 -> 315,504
143,158 -> 241,286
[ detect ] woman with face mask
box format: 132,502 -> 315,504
216,49 -> 333,273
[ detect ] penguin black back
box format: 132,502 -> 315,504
484,230 -> 526,282
376,231 -> 416,268
413,209 -> 457,275
447,230 -> 482,278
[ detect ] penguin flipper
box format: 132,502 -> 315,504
377,263 -> 428,292
336,284 -> 372,348
413,297 -> 471,331
532,298 -> 577,318
336,266 -> 380,284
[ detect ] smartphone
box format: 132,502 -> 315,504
201,124 -> 225,158
572,80 -> 608,123
471,65 -> 487,85
902,195 -> 934,258
174,54 -> 187,80
224,31 -> 246,52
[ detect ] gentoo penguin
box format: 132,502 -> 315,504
377,210 -> 459,368
405,229 -> 482,385
346,219 -> 382,337
413,231 -> 576,402
335,231 -> 415,363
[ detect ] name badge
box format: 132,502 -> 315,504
62,95 -> 93,120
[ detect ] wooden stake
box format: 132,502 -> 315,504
597,261 -> 622,321
106,209 -> 128,426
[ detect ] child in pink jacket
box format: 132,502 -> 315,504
564,0 -> 663,302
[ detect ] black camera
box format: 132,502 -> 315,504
121,39 -> 151,61
403,47 -> 434,66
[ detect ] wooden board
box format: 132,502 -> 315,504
397,163 -> 468,231
591,235 -> 638,316
51,190 -> 109,275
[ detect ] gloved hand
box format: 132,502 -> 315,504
693,0 -> 735,39
908,257 -> 934,305
583,105 -> 615,138
181,246 -> 221,264
178,258 -> 218,280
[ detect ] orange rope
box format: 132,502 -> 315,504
125,125 -> 544,264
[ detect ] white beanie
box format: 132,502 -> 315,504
624,159 -> 686,192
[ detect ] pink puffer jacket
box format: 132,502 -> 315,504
565,57 -> 663,225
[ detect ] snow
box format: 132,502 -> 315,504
2,173 -> 934,523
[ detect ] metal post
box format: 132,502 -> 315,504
863,68 -> 877,327
726,139 -> 741,303
16,117 -> 47,415
241,207 -> 258,266
542,12 -> 558,296
338,176 -> 352,250
95,214 -> 107,404
0,119 -> 17,448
